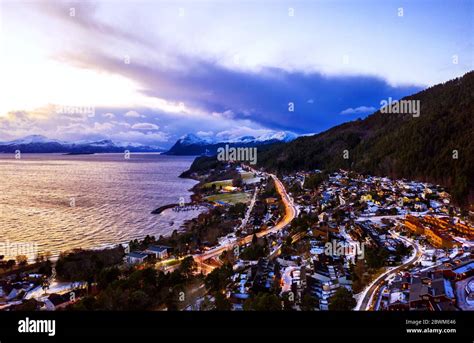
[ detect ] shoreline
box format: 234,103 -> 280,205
0,155 -> 204,262
17,200 -> 206,264
151,203 -> 177,214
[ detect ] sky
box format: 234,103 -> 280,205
0,0 -> 472,147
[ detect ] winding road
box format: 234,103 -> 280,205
356,232 -> 423,310
194,173 -> 297,272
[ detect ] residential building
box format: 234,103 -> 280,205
125,251 -> 148,265
144,245 -> 169,260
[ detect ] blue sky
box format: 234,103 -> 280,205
0,0 -> 472,147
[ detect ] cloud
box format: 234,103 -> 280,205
124,110 -> 145,118
212,110 -> 234,119
2,1 -> 439,146
0,105 -> 169,145
131,122 -> 159,131
196,131 -> 214,138
37,1 -> 152,48
340,106 -> 377,115
63,49 -> 422,134
35,1 -> 423,135
110,130 -> 169,145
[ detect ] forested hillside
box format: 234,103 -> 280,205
258,72 -> 474,205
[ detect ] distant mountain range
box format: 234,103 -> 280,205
164,131 -> 298,155
0,135 -> 164,154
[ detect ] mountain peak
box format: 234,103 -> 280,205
256,131 -> 298,142
178,133 -> 215,146
5,135 -> 65,145
166,130 -> 298,155
178,131 -> 297,146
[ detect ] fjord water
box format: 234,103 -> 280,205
0,153 -> 198,259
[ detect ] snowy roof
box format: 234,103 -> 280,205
467,280 -> 474,293
443,279 -> 455,299
146,245 -> 168,253
389,291 -> 407,304
127,252 -> 148,259
453,261 -> 474,274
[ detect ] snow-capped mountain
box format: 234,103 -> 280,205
178,133 -> 216,146
2,135 -> 67,145
0,135 -> 164,154
226,135 -> 257,144
165,131 -> 298,155
83,139 -> 116,147
255,131 -> 298,143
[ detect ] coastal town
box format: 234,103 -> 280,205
1,161 -> 473,312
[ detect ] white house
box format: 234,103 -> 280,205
144,245 -> 169,260
125,251 -> 148,265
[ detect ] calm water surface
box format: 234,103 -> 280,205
0,153 -> 198,259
